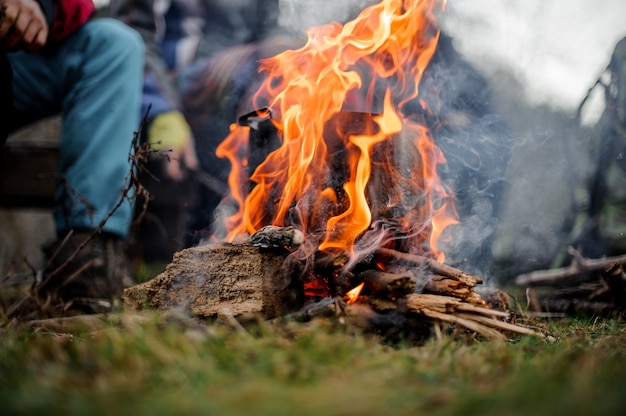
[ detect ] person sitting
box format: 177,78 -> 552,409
109,0 -> 299,260
1,0 -> 145,313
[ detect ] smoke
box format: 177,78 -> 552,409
275,0 -> 514,280
264,1 -> 592,283
442,0 -> 626,123
438,1 -> 626,281
278,0 -> 379,32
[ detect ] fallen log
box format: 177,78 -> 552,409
515,248 -> 626,287
516,248 -> 626,316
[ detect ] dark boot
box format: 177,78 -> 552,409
40,230 -> 131,314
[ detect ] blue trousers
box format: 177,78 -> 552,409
7,18 -> 144,238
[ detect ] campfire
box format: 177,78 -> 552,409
126,0 -> 540,340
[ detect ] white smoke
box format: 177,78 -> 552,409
442,0 -> 626,125
278,0 -> 379,32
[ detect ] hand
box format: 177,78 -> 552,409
148,110 -> 199,180
0,0 -> 48,52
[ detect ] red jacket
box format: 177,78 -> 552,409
40,0 -> 95,42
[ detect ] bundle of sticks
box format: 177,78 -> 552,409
254,226 -> 543,340
360,248 -> 542,340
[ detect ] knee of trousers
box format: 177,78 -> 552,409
77,18 -> 145,71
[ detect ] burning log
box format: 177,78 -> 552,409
249,225 -> 304,250
375,248 -> 483,287
374,248 -> 486,304
118,240 -> 540,341
359,269 -> 416,299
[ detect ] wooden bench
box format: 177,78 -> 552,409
0,117 -> 60,208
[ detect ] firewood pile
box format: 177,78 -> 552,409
125,226 -> 542,341
516,247 -> 626,317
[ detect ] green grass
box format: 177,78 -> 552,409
1,314 -> 625,416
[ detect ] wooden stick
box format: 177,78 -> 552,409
405,293 -> 508,318
405,294 -> 540,339
454,302 -> 510,319
375,248 -> 483,286
271,297 -> 346,323
419,308 -> 506,341
405,293 -> 462,313
423,275 -> 473,299
455,312 -> 543,337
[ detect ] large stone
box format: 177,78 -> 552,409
123,243 -> 304,319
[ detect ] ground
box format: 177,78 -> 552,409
0,311 -> 624,415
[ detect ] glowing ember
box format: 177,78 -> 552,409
345,282 -> 365,304
217,0 -> 456,263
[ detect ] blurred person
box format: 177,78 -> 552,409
109,0 -> 301,254
111,1 -> 509,280
0,0 -> 145,312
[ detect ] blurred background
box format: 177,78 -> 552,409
3,0 -> 625,284
280,0 -> 625,122
275,0 -> 626,282
441,0 -> 626,280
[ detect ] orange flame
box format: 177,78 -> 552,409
345,282 -> 365,305
218,0 -> 455,262
215,123 -> 251,233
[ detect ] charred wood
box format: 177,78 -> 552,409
359,269 -> 417,299
249,225 -> 305,250
422,275 -> 487,306
365,297 -> 399,312
375,248 -> 483,287
271,297 -> 347,323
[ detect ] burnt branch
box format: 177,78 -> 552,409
249,225 -> 305,250
360,269 -> 416,298
375,247 -> 483,286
